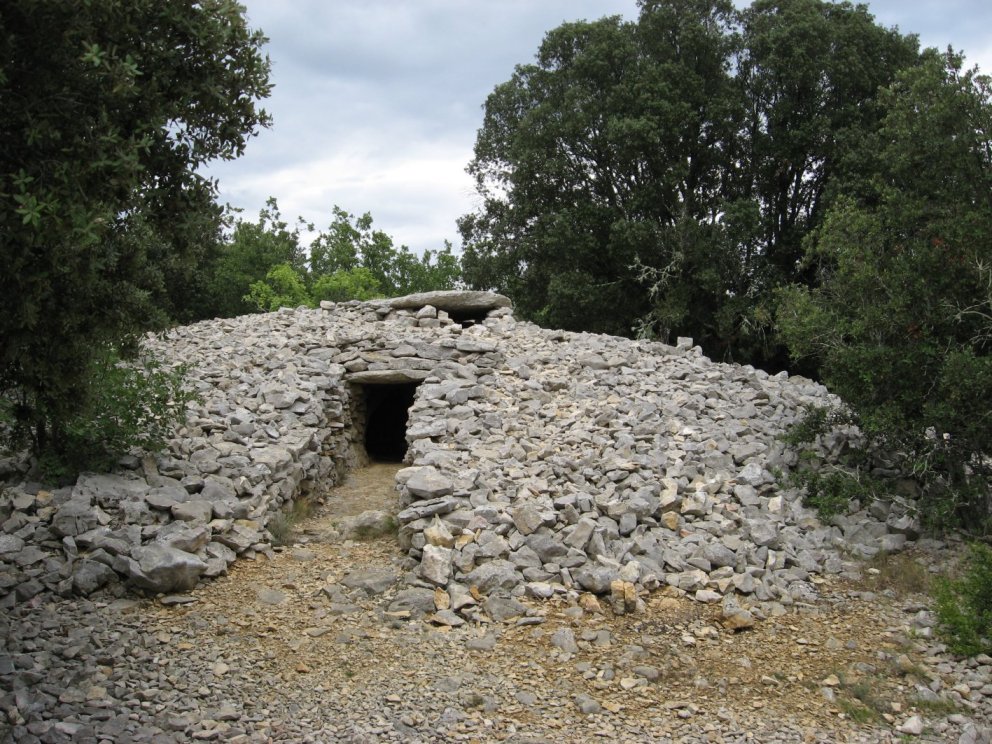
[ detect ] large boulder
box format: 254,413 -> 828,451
72,473 -> 148,509
51,499 -> 105,538
128,544 -> 206,593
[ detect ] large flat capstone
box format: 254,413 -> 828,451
346,369 -> 431,384
389,290 -> 512,314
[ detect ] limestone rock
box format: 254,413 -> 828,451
510,503 -> 555,536
340,569 -> 399,595
482,595 -> 527,622
551,627 -> 579,654
171,499 -> 213,524
347,369 -> 431,384
72,473 -> 148,509
465,560 -> 520,595
424,516 -> 455,548
389,290 -> 512,314
405,468 -> 454,500
129,545 -> 206,594
575,565 -> 616,594
51,500 -> 104,538
387,588 -> 436,617
721,605 -> 756,631
420,544 -> 452,585
71,560 -> 118,595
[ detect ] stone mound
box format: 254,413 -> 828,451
0,292 -> 918,613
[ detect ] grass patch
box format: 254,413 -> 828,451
831,672 -> 892,723
267,498 -> 314,547
838,698 -> 877,724
910,695 -> 958,715
866,552 -> 930,597
351,515 -> 398,541
846,679 -> 888,719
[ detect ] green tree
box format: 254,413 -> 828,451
245,263 -> 312,312
310,207 -> 462,297
723,0 -> 920,365
461,2 -> 740,337
0,0 -> 271,457
312,268 -> 383,304
308,206 -> 369,277
208,199 -> 307,318
459,0 -> 920,365
388,241 -> 463,296
778,53 -> 992,527
228,204 -> 464,310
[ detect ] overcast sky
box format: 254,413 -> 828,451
204,0 -> 992,253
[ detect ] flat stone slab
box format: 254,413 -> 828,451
389,290 -> 512,314
346,369 -> 431,384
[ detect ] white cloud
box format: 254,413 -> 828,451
208,0 -> 992,257
214,135 -> 476,251
211,0 -> 639,252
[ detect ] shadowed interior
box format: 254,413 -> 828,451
448,308 -> 489,327
362,383 -> 418,462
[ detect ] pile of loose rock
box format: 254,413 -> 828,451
0,291 -> 918,615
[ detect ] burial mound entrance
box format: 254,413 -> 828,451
448,307 -> 489,327
360,382 -> 418,462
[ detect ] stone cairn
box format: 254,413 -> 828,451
0,291 -> 919,619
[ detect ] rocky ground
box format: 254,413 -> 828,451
3,465 -> 991,744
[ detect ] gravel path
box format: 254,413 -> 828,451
3,466 -> 991,743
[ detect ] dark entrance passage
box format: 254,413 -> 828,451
448,308 -> 489,327
363,383 -> 418,462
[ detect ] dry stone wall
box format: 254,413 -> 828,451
0,291 -> 918,617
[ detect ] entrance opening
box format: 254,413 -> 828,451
448,308 -> 489,327
362,383 -> 418,462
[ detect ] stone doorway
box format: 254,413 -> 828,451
359,382 -> 418,462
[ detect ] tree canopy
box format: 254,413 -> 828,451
0,0 -> 271,455
232,203 -> 464,313
777,52 -> 992,526
459,0 -> 920,367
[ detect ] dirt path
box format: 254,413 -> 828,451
133,466 -> 982,743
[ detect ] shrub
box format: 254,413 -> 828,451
245,262 -> 312,311
311,267 -> 382,303
780,405 -> 895,520
2,346 -> 196,482
934,542 -> 992,656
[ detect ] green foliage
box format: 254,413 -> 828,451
780,405 -> 898,520
836,698 -> 877,725
777,53 -> 992,529
312,268 -> 383,304
0,0 -> 271,456
461,3 -> 740,339
2,348 -> 196,481
935,543 -> 992,656
459,0 -> 920,366
208,200 -> 307,318
246,263 -> 312,312
310,207 -> 462,298
792,469 -> 861,520
208,203 -> 463,313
